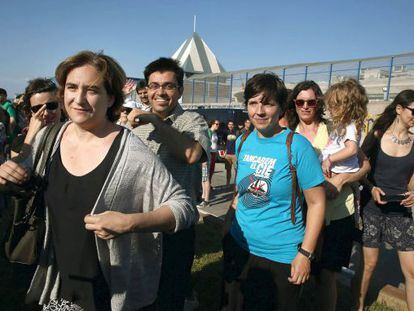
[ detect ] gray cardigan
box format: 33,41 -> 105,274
24,122 -> 197,310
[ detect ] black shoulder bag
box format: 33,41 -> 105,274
4,123 -> 62,265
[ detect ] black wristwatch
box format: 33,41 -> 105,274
297,245 -> 315,261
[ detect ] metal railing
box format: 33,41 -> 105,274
181,52 -> 414,108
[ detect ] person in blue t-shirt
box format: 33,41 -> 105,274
222,73 -> 326,311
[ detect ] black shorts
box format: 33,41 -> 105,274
222,234 -> 300,311
314,215 -> 355,273
362,208 -> 414,251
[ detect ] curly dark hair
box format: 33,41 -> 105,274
23,78 -> 57,107
285,80 -> 325,130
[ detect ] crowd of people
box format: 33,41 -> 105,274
0,50 -> 412,311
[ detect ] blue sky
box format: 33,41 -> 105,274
1,0 -> 414,96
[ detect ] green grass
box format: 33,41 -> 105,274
191,219 -> 395,311
0,215 -> 396,310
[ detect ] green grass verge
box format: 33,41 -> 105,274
192,219 -> 395,311
0,216 -> 396,310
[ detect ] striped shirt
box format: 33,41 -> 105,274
132,105 -> 210,204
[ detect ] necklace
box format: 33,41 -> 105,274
390,133 -> 412,145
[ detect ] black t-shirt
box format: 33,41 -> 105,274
365,143 -> 414,216
45,130 -> 122,310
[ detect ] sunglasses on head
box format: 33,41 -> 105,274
31,101 -> 59,113
294,99 -> 317,108
121,107 -> 133,114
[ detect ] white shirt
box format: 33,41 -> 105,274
321,122 -> 360,173
210,132 -> 218,152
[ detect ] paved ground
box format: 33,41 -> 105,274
198,163 -> 405,303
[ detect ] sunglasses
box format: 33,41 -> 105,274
406,106 -> 414,116
294,99 -> 318,108
121,107 -> 133,114
31,101 -> 59,113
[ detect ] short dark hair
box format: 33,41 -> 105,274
55,50 -> 126,122
144,58 -> 184,88
136,79 -> 147,91
208,119 -> 219,127
23,78 -> 57,107
286,80 -> 325,130
244,73 -> 288,114
0,88 -> 7,97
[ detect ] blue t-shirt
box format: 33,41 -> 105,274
230,129 -> 325,264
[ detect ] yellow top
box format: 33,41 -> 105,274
296,122 -> 354,224
295,122 -> 329,158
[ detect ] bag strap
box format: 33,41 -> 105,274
286,131 -> 302,224
36,122 -> 63,175
30,122 -> 64,190
232,131 -> 251,197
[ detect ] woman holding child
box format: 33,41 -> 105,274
286,79 -> 370,311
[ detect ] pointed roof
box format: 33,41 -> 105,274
172,32 -> 225,74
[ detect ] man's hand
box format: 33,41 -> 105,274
84,211 -> 133,240
127,109 -> 159,128
288,253 -> 311,285
0,160 -> 29,185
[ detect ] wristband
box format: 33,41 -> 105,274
297,245 -> 315,261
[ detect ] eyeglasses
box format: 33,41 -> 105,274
121,107 -> 133,114
294,99 -> 318,108
214,122 -> 220,125
30,101 -> 59,113
147,83 -> 179,91
405,106 -> 414,116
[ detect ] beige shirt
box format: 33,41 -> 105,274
132,105 -> 210,204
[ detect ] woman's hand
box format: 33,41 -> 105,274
122,79 -> 136,96
26,105 -> 47,142
288,253 -> 311,285
0,160 -> 29,185
324,175 -> 345,200
371,186 -> 386,204
321,157 -> 332,178
401,191 -> 414,208
84,211 -> 132,240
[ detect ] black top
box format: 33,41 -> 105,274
45,130 -> 122,310
365,143 -> 414,216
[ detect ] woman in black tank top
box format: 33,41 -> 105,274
0,51 -> 196,311
353,90 -> 414,311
